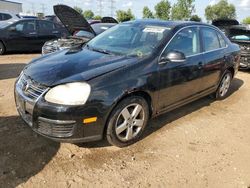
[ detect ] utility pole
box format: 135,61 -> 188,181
31,3 -> 35,15
97,0 -> 103,16
41,3 -> 46,15
110,0 -> 115,17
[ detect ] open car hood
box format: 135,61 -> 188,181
212,19 -> 239,27
54,5 -> 96,36
229,25 -> 250,42
101,17 -> 118,24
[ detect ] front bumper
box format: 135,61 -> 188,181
14,78 -> 110,143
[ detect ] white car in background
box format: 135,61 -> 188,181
0,11 -> 20,22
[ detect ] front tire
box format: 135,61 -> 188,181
0,41 -> 6,55
215,70 -> 232,100
106,96 -> 149,147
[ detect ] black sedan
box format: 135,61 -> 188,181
0,19 -> 68,55
15,20 -> 240,147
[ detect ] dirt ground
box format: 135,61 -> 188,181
0,54 -> 250,188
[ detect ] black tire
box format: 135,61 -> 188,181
106,96 -> 149,147
215,70 -> 232,100
0,41 -> 5,55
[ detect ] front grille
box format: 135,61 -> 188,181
238,43 -> 250,56
38,117 -> 75,137
18,74 -> 48,101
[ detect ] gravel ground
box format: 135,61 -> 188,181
0,54 -> 250,188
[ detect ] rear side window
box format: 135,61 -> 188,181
0,13 -> 12,21
202,28 -> 220,52
163,27 -> 201,57
218,33 -> 227,48
39,21 -> 54,31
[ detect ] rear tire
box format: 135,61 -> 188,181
0,41 -> 5,55
215,70 -> 232,100
106,96 -> 149,147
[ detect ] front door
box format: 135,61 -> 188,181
157,26 -> 204,112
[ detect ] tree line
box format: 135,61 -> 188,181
74,0 -> 250,24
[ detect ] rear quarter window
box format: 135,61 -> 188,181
218,33 -> 227,47
202,28 -> 221,52
0,13 -> 12,21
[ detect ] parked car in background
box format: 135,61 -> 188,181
20,15 -> 38,19
44,15 -> 63,26
42,5 -> 117,55
0,19 -> 69,55
213,19 -> 250,69
229,25 -> 250,69
0,11 -> 20,22
212,19 -> 239,35
15,20 -> 240,147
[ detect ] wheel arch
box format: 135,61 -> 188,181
103,90 -> 153,138
227,66 -> 235,78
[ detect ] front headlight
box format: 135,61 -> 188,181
45,82 -> 91,105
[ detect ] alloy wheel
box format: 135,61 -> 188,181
219,73 -> 231,97
115,103 -> 145,142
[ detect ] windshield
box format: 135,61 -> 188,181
230,28 -> 250,41
87,23 -> 172,57
231,34 -> 250,41
75,30 -> 95,38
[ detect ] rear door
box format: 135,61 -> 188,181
199,27 -> 227,91
6,20 -> 38,51
157,26 -> 204,111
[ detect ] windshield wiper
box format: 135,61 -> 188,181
86,44 -> 112,55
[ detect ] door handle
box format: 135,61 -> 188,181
198,62 -> 203,69
52,31 -> 59,34
29,32 -> 37,35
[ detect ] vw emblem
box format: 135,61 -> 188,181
23,81 -> 30,93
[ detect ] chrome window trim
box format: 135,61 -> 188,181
158,25 -> 229,63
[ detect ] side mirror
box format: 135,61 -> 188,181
9,26 -> 16,32
159,51 -> 186,64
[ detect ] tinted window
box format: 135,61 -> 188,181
39,21 -> 54,31
218,33 -> 227,47
0,13 -> 12,21
163,27 -> 200,57
91,24 -> 115,35
13,21 -> 36,33
202,28 -> 220,51
75,30 -> 95,38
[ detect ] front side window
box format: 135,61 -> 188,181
87,24 -> 172,57
202,28 -> 220,52
163,27 -> 201,57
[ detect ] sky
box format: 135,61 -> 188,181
10,0 -> 250,22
